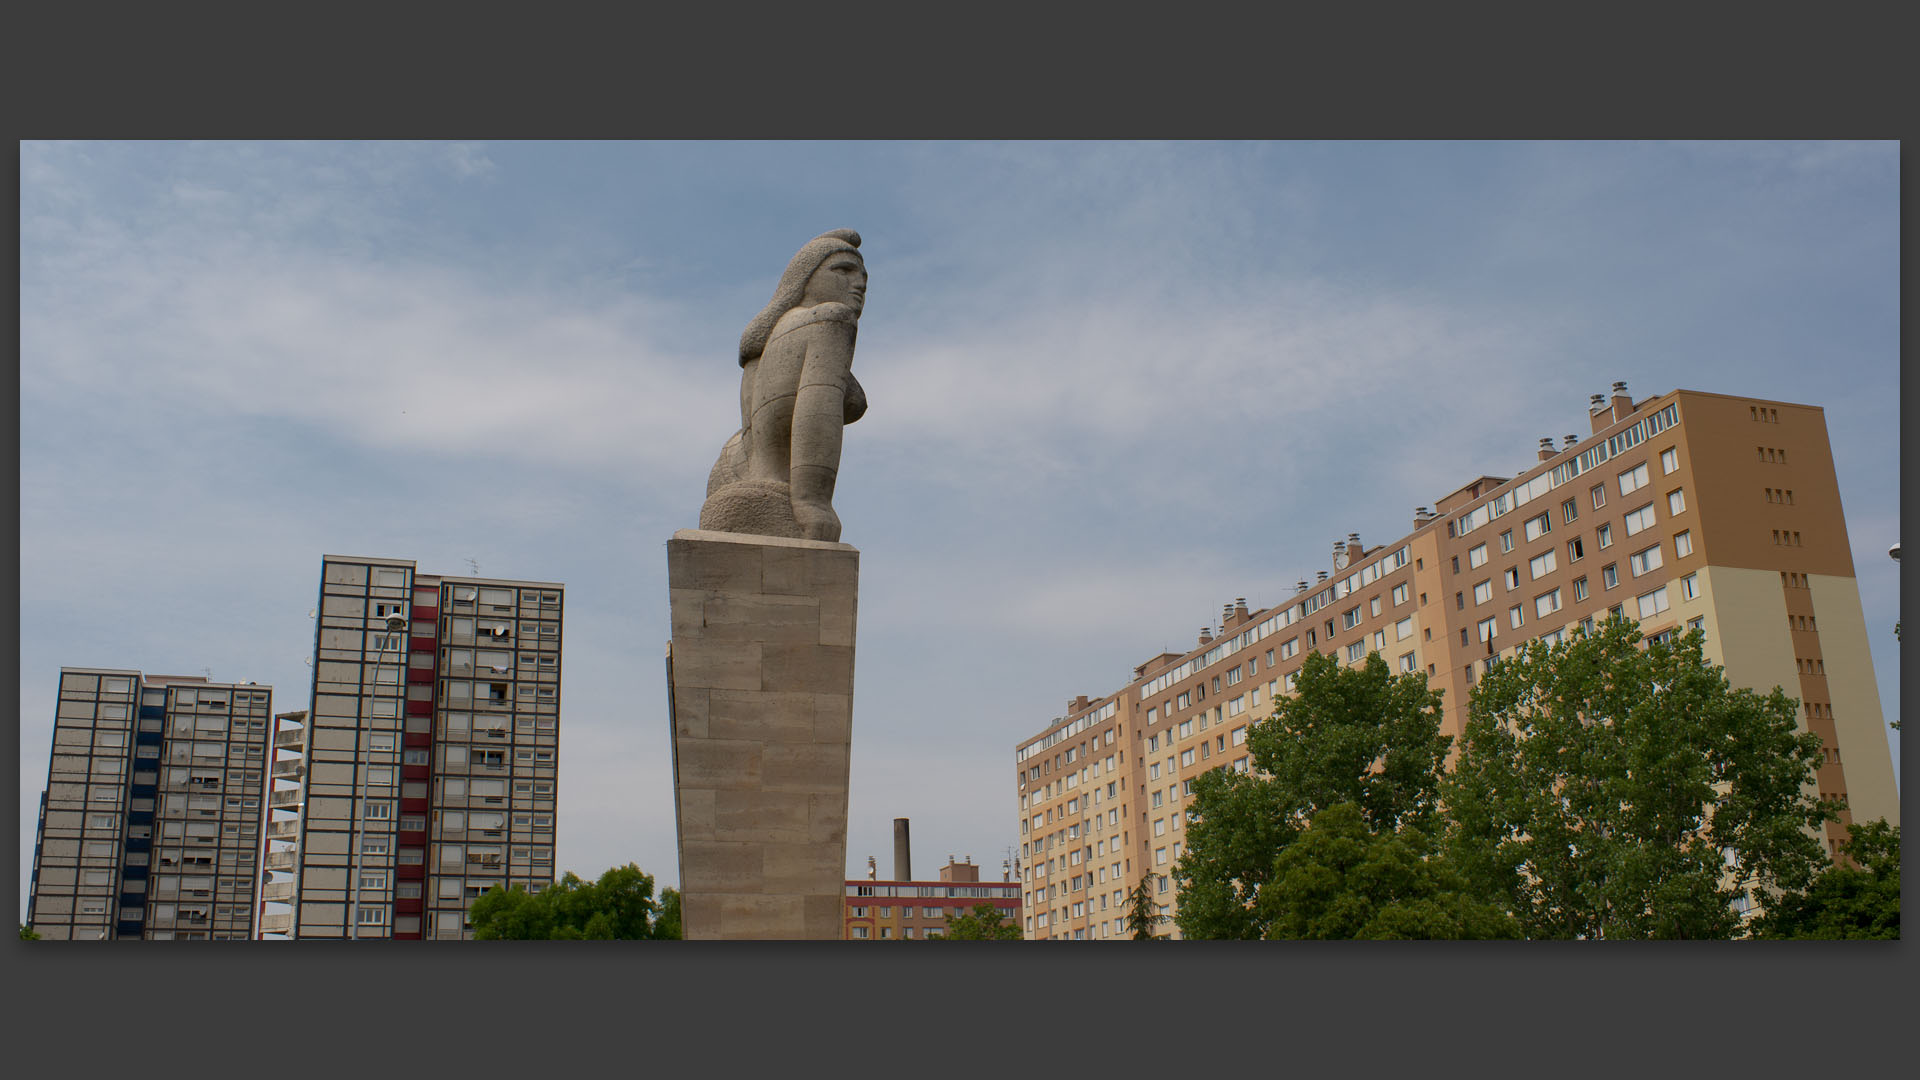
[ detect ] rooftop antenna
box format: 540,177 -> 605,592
202,667 -> 213,679
465,558 -> 480,576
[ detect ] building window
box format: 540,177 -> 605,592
1618,462 -> 1649,495
1473,581 -> 1492,605
1503,567 -> 1520,591
1591,484 -> 1607,509
1636,586 -> 1671,619
1597,523 -> 1613,550
1623,504 -> 1657,536
1509,604 -> 1524,629
1345,641 -> 1365,663
1674,530 -> 1693,558
1392,583 -> 1409,606
1667,489 -> 1686,516
1500,530 -> 1514,553
1681,573 -> 1699,601
357,906 -> 387,925
1573,576 -> 1589,602
1399,652 -> 1417,673
1529,550 -> 1557,579
1535,589 -> 1563,619
1524,513 -> 1551,543
1395,617 -> 1413,640
1467,544 -> 1488,569
1629,545 -> 1664,578
1567,537 -> 1584,563
1561,497 -> 1579,524
1660,447 -> 1678,474
1602,564 -> 1619,589
1477,617 -> 1496,643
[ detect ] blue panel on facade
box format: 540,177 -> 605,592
121,892 -> 144,908
130,784 -> 157,798
138,705 -> 165,719
117,920 -> 144,935
135,730 -> 164,745
124,837 -> 151,853
127,810 -> 154,825
121,864 -> 149,880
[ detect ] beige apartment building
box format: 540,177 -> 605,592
28,669 -> 272,939
1014,386 -> 1898,940
262,556 -> 563,939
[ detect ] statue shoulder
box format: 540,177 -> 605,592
771,302 -> 860,339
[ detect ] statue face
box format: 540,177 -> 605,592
801,251 -> 867,314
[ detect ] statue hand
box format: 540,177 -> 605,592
793,499 -> 842,543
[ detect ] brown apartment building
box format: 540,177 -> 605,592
843,855 -> 1022,940
1013,386 -> 1898,940
262,556 -> 564,939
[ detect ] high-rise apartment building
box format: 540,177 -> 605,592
1014,387 -> 1898,940
27,668 -> 272,940
263,555 -> 564,940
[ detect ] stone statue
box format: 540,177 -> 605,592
700,228 -> 868,542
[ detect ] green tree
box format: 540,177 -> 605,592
1174,650 -> 1453,939
651,887 -> 682,940
1125,879 -> 1170,939
1257,803 -> 1521,939
20,923 -> 41,940
470,863 -> 671,940
933,902 -> 1023,940
1752,819 -> 1899,939
1445,619 -> 1832,940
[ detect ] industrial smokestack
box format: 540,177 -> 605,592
893,818 -> 912,882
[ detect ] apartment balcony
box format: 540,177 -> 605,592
260,911 -> 294,935
271,759 -> 307,780
264,851 -> 297,872
274,728 -> 307,750
269,787 -> 302,809
267,820 -> 300,841
261,881 -> 297,903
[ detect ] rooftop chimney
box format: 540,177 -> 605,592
1589,393 -> 1613,434
1538,437 -> 1556,462
1233,598 -> 1249,622
1564,434 -> 1578,449
866,855 -> 876,881
1296,580 -> 1309,593
1198,627 -> 1213,645
893,818 -> 912,882
1346,533 -> 1364,564
1611,380 -> 1634,424
1316,570 -> 1329,583
1413,506 -> 1434,530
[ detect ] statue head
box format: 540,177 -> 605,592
738,228 -> 863,365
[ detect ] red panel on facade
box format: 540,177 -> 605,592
392,932 -> 423,940
402,764 -> 431,781
397,863 -> 425,879
406,700 -> 433,716
400,798 -> 430,814
407,667 -> 435,684
411,605 -> 439,622
410,637 -> 437,652
395,897 -> 424,914
404,733 -> 433,748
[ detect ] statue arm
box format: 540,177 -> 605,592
789,319 -> 856,541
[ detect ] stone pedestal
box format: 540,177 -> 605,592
666,528 -> 857,939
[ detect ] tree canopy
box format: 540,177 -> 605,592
1752,819 -> 1900,940
1257,802 -> 1519,940
1444,619 -> 1832,940
1125,879 -> 1171,939
1173,650 -> 1453,939
469,863 -> 681,940
933,902 -> 1023,940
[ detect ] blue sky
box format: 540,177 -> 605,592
18,141 -> 1901,908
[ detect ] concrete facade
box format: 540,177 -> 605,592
1014,386 -> 1898,940
667,528 -> 857,939
264,556 -> 565,940
27,669 -> 272,940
